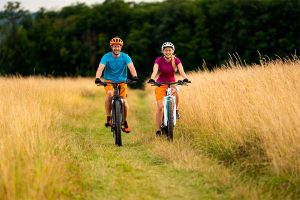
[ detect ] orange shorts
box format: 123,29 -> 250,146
104,80 -> 127,99
155,85 -> 178,101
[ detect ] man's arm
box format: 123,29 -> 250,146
96,63 -> 105,79
127,62 -> 137,77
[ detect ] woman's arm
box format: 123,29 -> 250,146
177,63 -> 188,79
150,63 -> 159,80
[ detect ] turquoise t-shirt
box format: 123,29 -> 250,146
100,52 -> 132,82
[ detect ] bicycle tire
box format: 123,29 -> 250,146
167,99 -> 174,141
113,100 -> 122,146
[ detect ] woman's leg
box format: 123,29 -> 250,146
156,100 -> 164,131
172,87 -> 179,109
172,87 -> 180,119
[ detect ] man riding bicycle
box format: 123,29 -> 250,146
95,37 -> 138,133
148,42 -> 190,136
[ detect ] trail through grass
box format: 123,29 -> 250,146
2,59 -> 299,199
63,87 -> 272,200
2,76 -> 295,199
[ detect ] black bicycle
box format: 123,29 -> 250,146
150,80 -> 190,141
97,80 -> 135,146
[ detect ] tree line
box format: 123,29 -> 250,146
0,0 -> 299,87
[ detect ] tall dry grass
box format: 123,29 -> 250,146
177,58 -> 300,181
0,77 -> 94,199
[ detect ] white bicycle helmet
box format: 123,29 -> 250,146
161,42 -> 175,51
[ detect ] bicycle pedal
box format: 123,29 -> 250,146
104,122 -> 112,128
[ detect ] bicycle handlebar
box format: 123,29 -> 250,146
96,79 -> 137,86
149,80 -> 191,87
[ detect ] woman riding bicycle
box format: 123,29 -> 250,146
148,42 -> 189,136
95,37 -> 138,133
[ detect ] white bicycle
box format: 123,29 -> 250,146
150,80 -> 190,141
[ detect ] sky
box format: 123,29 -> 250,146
0,0 -> 163,12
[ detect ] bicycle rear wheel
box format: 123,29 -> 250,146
167,100 -> 174,141
113,100 -> 122,146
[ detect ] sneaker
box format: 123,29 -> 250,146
121,121 -> 131,133
156,130 -> 162,137
176,110 -> 180,119
104,116 -> 112,127
160,125 -> 167,135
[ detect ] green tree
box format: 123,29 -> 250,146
0,0 -> 299,81
0,1 -> 32,74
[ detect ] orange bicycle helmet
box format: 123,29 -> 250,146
110,37 -> 123,46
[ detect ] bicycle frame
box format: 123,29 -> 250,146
163,86 -> 176,127
150,81 -> 190,140
111,83 -> 125,131
97,80 -> 135,146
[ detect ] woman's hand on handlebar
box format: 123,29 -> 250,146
147,79 -> 155,84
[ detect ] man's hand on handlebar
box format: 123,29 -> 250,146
95,78 -> 107,86
95,78 -> 102,84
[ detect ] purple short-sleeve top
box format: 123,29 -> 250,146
154,56 -> 181,82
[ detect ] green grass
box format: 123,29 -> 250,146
176,127 -> 300,199
62,90 -> 223,199
59,87 -> 294,200
2,77 -> 298,199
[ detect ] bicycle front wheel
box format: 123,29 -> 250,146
113,100 -> 122,146
167,100 -> 174,141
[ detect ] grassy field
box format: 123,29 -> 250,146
0,58 -> 299,199
173,58 -> 300,198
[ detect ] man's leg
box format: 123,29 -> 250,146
123,99 -> 129,120
122,99 -> 131,133
104,91 -> 113,127
119,84 -> 131,133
